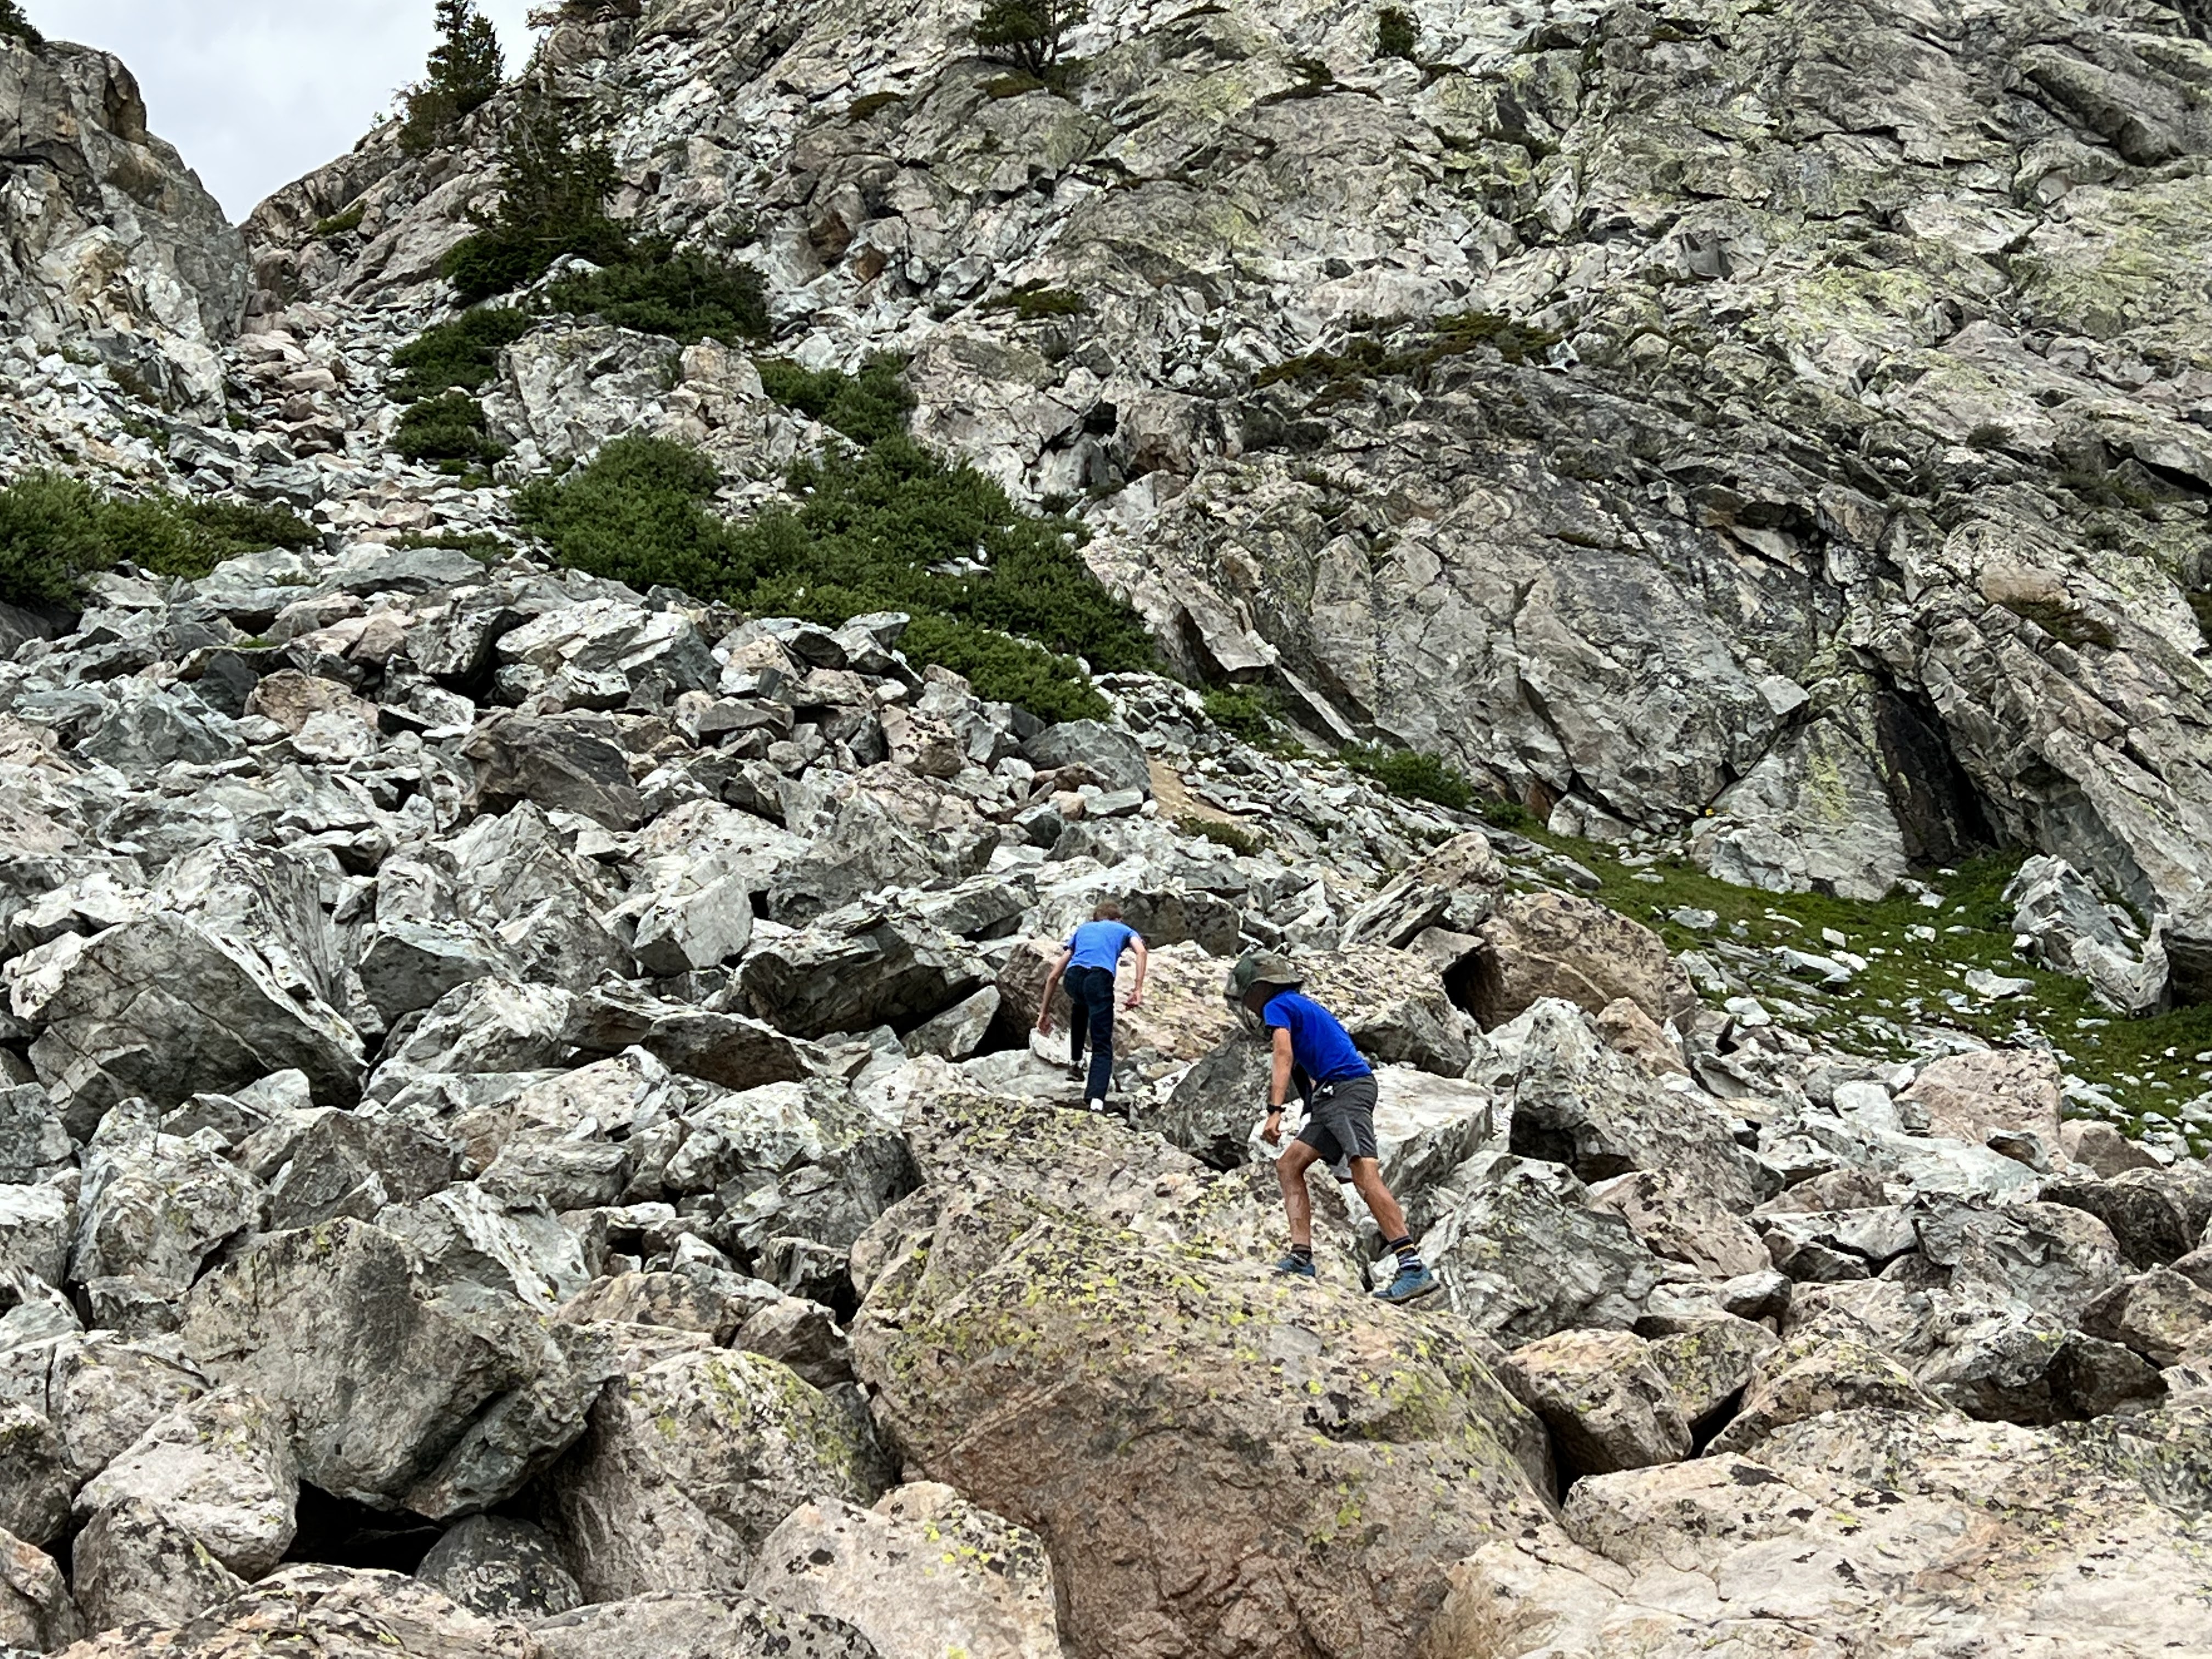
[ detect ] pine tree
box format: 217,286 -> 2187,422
973,0 -> 1088,78
400,0 -> 506,155
0,1 -> 43,47
441,86 -> 629,301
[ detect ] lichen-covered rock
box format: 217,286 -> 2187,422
851,1084 -> 1552,1659
1707,1335 -> 1945,1455
1470,891 -> 1696,1030
0,1401 -> 70,1546
541,1347 -> 885,1603
748,1484 -> 1062,1659
1498,1330 -> 1691,1481
414,1516 -> 580,1623
72,1385 -> 297,1577
1460,1407 -> 2212,1655
529,1592 -> 879,1659
177,1221 -> 602,1519
69,1496 -> 247,1635
1424,1153 -> 1668,1341
0,1521 -> 80,1652
55,1566 -> 532,1658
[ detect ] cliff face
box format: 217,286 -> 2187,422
0,8 -> 2210,1659
0,36 -> 245,416
241,0 -> 2212,918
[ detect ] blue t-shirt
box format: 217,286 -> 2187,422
1263,991 -> 1371,1084
1067,919 -> 1141,972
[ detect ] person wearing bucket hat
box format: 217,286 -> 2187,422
1225,951 -> 1438,1305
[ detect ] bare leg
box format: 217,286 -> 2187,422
1276,1140 -> 1322,1248
1347,1159 -> 1410,1243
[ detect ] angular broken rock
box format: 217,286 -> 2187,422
531,1592 -> 881,1659
73,1384 -> 298,1576
0,1400 -> 70,1545
178,1220 -> 601,1519
1425,1153 -> 1667,1341
461,713 -> 645,830
748,1483 -> 1062,1659
542,1347 -> 885,1602
414,1514 -> 582,1622
1470,889 -> 1696,1029
1706,1335 -> 1945,1455
72,1099 -> 267,1300
738,910 -> 986,1040
70,1495 -> 247,1634
1499,1329 -> 1691,1480
57,1565 -> 533,1658
1480,1000 -> 1774,1208
562,985 -> 810,1091
16,913 -> 364,1128
1641,1312 -> 1780,1432
0,1523 -> 80,1652
851,1090 -> 1553,1659
2080,1266 -> 2212,1367
1898,1049 -> 2063,1149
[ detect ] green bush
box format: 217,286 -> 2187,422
1177,814 -> 1265,856
400,0 -> 505,155
983,285 -> 1087,321
545,246 -> 768,344
0,473 -> 108,604
1200,685 -> 1279,744
390,305 -> 532,399
0,1 -> 42,46
516,373 -> 1154,720
442,87 -> 627,302
1344,742 -> 1474,810
312,204 -> 366,239
394,391 -> 506,466
0,471 -> 318,602
1376,7 -> 1418,60
974,0 -> 1088,76
757,356 -> 917,447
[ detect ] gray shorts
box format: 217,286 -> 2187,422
1296,1073 -> 1379,1164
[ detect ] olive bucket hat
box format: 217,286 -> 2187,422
1224,950 -> 1304,1011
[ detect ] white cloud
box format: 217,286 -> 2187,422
26,0 -> 537,221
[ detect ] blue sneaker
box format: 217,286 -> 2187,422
1375,1262 -> 1439,1304
1274,1254 -> 1318,1278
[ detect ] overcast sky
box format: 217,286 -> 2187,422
30,1 -> 538,222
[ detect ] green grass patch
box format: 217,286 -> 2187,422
1491,823 -> 2211,1154
516,363 -> 1154,721
1343,742 -> 1475,810
0,471 -> 317,602
394,391 -> 507,466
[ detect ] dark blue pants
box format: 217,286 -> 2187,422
1065,966 -> 1117,1102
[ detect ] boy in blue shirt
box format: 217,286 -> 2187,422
1225,951 -> 1438,1305
1037,900 -> 1148,1113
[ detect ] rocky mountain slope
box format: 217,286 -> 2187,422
1,2 -> 2211,1657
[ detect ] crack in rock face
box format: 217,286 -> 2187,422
2,2 -> 2211,1656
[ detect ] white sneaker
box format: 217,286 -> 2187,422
1085,1098 -> 1105,1113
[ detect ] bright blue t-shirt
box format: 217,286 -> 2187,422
1263,990 -> 1371,1083
1067,919 -> 1141,972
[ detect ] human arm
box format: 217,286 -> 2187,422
1123,938 -> 1149,1008
1036,946 -> 1074,1034
1261,1026 -> 1295,1146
